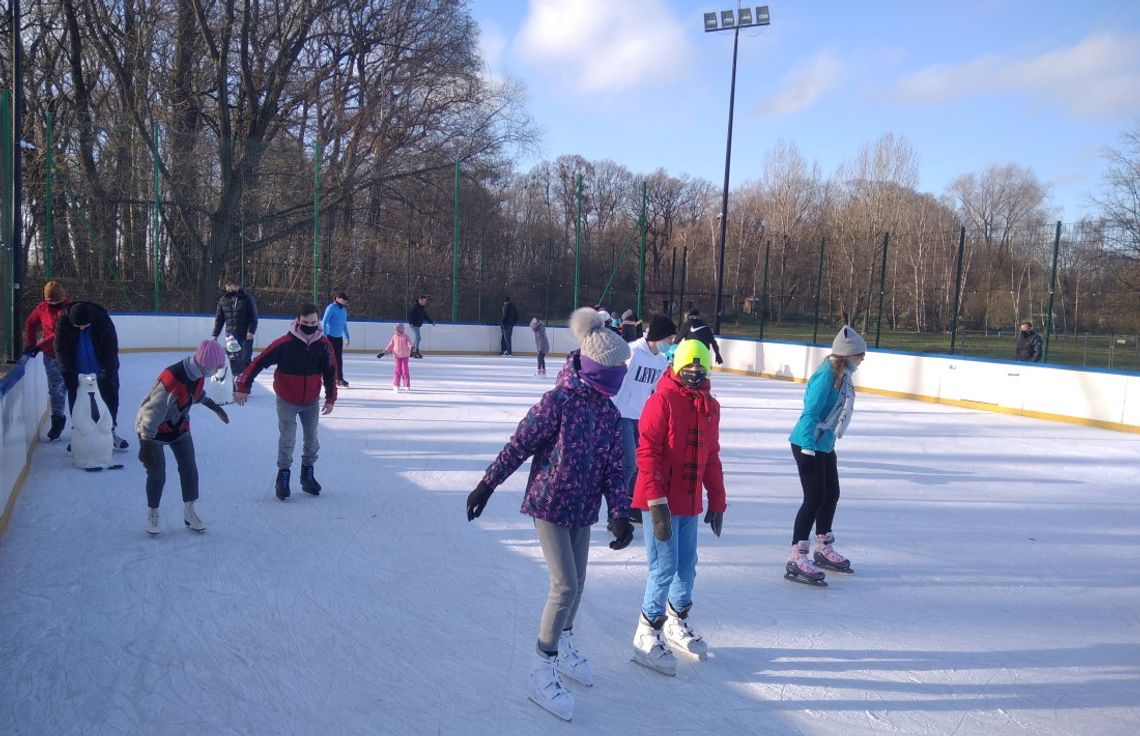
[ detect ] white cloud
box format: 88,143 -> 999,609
890,32 -> 1140,119
755,52 -> 844,117
478,20 -> 508,76
515,0 -> 692,94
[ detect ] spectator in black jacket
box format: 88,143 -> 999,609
211,280 -> 258,374
675,309 -> 723,365
500,297 -> 518,355
54,301 -> 129,450
407,295 -> 435,359
1015,321 -> 1043,362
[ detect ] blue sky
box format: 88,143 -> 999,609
469,0 -> 1140,220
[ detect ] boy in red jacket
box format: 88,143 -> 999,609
23,281 -> 73,440
631,338 -> 726,676
234,303 -> 337,500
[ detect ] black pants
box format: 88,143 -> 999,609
64,370 -> 120,428
791,443 -> 840,543
536,352 -> 546,371
328,336 -> 345,380
144,432 -> 199,508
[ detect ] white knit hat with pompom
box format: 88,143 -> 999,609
569,307 -> 630,367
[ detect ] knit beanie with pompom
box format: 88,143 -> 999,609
569,307 -> 629,396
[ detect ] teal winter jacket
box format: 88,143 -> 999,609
788,359 -> 843,453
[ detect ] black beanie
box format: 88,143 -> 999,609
646,314 -> 677,343
68,302 -> 95,326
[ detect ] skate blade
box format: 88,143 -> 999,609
815,556 -> 854,573
555,668 -> 594,688
784,571 -> 828,587
184,523 -> 206,533
527,695 -> 572,721
667,643 -> 708,661
630,653 -> 677,676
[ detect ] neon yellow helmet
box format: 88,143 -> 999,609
672,339 -> 711,375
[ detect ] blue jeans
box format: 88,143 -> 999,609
641,513 -> 699,620
620,417 -> 638,495
411,325 -> 422,352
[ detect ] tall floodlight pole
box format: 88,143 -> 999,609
704,5 -> 770,336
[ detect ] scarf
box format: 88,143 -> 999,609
817,365 -> 856,440
578,355 -> 627,397
675,372 -> 710,495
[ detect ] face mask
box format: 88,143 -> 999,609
299,324 -> 318,335
679,366 -> 706,389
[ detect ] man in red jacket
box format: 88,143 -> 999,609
234,303 -> 337,501
23,281 -> 73,441
630,338 -> 726,676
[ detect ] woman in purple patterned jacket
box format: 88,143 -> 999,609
466,307 -> 635,722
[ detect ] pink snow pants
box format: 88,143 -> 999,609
393,357 -> 411,387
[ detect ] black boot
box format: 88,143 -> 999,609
275,468 -> 291,500
46,415 -> 66,441
300,464 -> 321,496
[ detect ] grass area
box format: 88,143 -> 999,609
718,317 -> 1140,373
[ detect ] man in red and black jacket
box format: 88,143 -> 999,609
234,302 -> 337,501
24,280 -> 73,440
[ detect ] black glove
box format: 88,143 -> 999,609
200,397 -> 230,424
704,509 -> 724,538
608,517 -> 634,550
715,353 -> 724,365
629,507 -> 644,525
23,345 -> 40,358
466,481 -> 494,521
650,502 -> 672,542
137,439 -> 162,468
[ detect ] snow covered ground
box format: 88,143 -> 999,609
1,350 -> 1138,736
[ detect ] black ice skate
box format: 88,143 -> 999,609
275,468 -> 291,500
785,542 -> 828,586
814,532 -> 854,573
785,561 -> 828,586
300,464 -> 321,496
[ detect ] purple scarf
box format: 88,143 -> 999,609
578,355 -> 627,397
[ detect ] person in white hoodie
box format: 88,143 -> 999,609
610,314 -> 677,524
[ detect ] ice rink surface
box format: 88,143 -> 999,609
2,350 -> 1139,736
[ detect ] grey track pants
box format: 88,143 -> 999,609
276,396 -> 320,468
533,518 -> 591,655
145,432 -> 198,508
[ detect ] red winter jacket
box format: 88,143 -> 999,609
235,323 -> 338,406
632,369 -> 727,516
24,299 -> 72,358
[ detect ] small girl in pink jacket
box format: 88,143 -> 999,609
379,323 -> 413,392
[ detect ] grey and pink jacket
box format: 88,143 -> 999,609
482,351 -> 629,528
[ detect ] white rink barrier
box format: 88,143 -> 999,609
4,315 -> 1136,534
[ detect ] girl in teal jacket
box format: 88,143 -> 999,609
786,326 -> 867,586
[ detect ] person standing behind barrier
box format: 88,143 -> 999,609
136,340 -> 230,535
500,296 -> 518,355
620,310 -> 641,342
54,301 -> 129,451
23,281 -> 73,441
610,314 -> 676,525
234,303 -> 336,501
407,295 -> 435,359
322,291 -> 351,388
1015,321 -> 1043,362
210,280 -> 258,374
530,316 -> 549,376
785,325 -> 867,587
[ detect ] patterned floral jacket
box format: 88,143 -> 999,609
482,351 -> 629,528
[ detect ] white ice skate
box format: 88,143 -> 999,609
528,653 -> 574,721
631,614 -> 677,676
146,508 -> 160,536
785,541 -> 827,586
814,532 -> 853,573
183,502 -> 206,533
664,602 -> 708,660
556,629 -> 593,687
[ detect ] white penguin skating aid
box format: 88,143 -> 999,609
70,373 -> 123,471
203,360 -> 235,406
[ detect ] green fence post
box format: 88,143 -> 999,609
312,142 -> 321,305
544,238 -> 552,319
811,237 -> 825,344
44,111 -> 53,280
452,159 -> 460,322
949,226 -> 965,355
874,232 -> 890,348
1043,220 -> 1061,363
573,175 -> 582,309
759,239 -> 770,340
2,89 -> 12,361
637,180 -> 647,318
668,246 -> 676,321
678,245 -> 688,321
152,124 -> 161,311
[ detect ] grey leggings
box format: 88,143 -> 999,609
533,518 -> 591,655
145,432 -> 199,508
